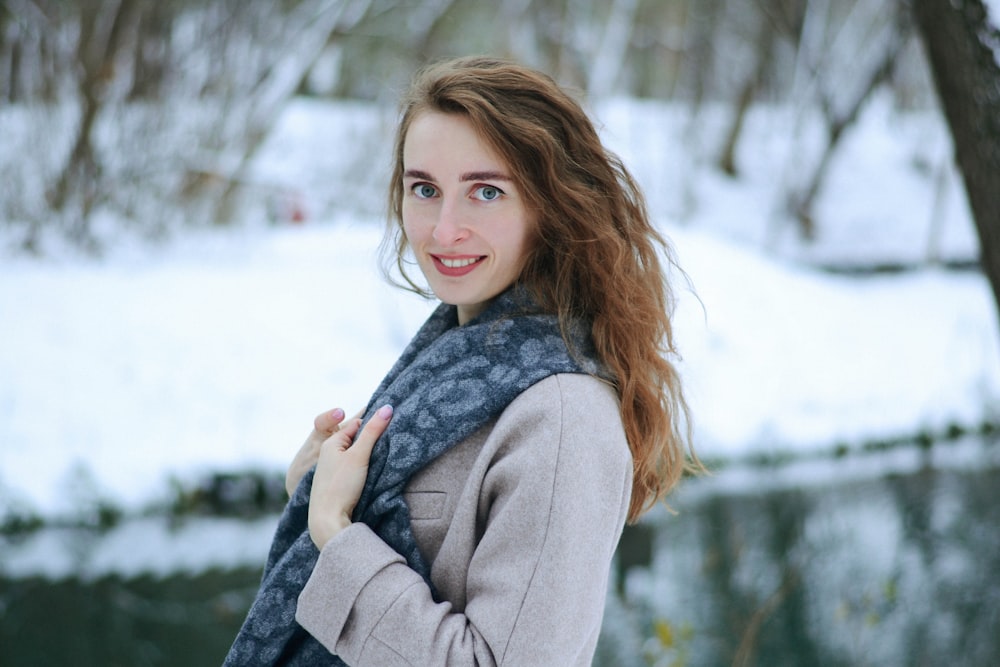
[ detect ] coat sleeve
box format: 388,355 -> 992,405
295,374 -> 633,666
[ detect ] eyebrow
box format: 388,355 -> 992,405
460,170 -> 511,182
403,169 -> 511,182
403,169 -> 434,181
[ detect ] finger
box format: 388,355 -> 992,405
347,405 -> 393,460
344,408 -> 365,426
323,418 -> 361,451
314,407 -> 346,434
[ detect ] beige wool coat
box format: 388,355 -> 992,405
296,373 -> 633,666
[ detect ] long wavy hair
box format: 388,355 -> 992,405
381,56 -> 702,521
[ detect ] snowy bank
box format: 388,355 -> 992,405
2,222 -> 998,522
1,97 -> 998,523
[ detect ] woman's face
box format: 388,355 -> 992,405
401,111 -> 534,324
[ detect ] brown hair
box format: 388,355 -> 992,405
382,56 -> 702,521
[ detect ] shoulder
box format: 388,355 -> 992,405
488,373 -> 632,477
504,372 -> 625,435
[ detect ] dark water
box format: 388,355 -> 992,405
2,440 -> 998,667
598,450 -> 1000,666
0,569 -> 258,666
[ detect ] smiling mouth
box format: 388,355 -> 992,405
432,254 -> 485,276
440,257 -> 480,268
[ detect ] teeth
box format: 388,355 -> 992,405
440,257 -> 480,268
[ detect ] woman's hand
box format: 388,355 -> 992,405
308,404 -> 393,549
286,407 -> 354,497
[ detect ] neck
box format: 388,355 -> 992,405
457,301 -> 488,325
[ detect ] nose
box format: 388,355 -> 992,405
431,196 -> 469,247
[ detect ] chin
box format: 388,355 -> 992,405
432,285 -> 478,305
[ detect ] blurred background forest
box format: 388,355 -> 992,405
0,0 -> 989,255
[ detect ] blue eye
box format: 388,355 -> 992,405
412,183 -> 438,199
474,185 -> 503,201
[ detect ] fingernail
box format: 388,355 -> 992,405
376,404 -> 393,419
331,408 -> 345,420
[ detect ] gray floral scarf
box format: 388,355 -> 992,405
223,287 -> 603,666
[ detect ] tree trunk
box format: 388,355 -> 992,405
791,3 -> 907,239
911,0 -> 1000,330
8,35 -> 21,104
128,3 -> 173,101
717,8 -> 776,178
586,0 -> 640,98
49,0 -> 140,234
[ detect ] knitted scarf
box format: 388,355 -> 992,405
223,288 -> 603,666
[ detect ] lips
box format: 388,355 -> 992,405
432,254 -> 485,277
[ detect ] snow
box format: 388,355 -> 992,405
672,234 -> 998,453
0,515 -> 279,580
1,96 -> 998,527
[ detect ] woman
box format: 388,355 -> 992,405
225,56 -> 699,666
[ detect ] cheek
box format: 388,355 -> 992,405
512,215 -> 537,263
401,208 -> 425,245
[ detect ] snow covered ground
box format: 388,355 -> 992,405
1,95 -> 998,526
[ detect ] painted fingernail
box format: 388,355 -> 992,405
331,408 -> 345,420
376,404 -> 393,420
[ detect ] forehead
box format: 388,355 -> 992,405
402,111 -> 508,170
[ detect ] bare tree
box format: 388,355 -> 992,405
789,1 -> 908,238
586,0 -> 641,98
208,0 -> 373,224
4,0 -> 973,257
46,0 -> 140,249
3,0 -> 374,252
717,0 -> 803,177
912,0 -> 1000,332
1,5 -> 17,103
127,1 -> 174,101
768,0 -> 909,242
